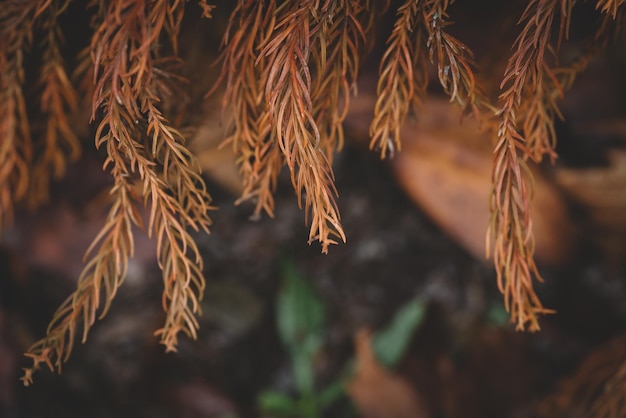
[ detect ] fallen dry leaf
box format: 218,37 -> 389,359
344,94 -> 579,266
346,328 -> 430,418
190,105 -> 244,196
392,99 -> 578,265
556,148 -> 626,260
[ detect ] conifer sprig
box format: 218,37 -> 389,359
142,82 -> 213,350
91,0 -> 213,351
22,0 -> 213,382
0,0 -> 43,228
312,0 -> 369,158
489,0 -> 574,330
21,135 -> 141,386
369,0 -> 424,158
259,0 -> 345,252
422,0 -> 485,116
369,0 -> 485,158
28,0 -> 81,207
217,0 -> 282,218
596,0 -> 626,18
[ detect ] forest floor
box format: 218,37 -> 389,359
1,136 -> 624,417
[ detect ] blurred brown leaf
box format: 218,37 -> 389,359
391,98 -> 579,266
556,147 -> 626,261
346,94 -> 578,266
346,328 -> 430,418
190,107 -> 243,196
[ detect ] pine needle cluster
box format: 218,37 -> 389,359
0,0 -> 624,384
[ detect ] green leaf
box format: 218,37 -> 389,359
317,380 -> 345,408
258,391 -> 299,416
292,350 -> 316,396
486,302 -> 509,326
276,260 -> 326,393
277,261 -> 326,350
294,394 -> 321,418
373,299 -> 426,368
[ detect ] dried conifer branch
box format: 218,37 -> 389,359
142,80 -> 213,350
422,0 -> 486,116
369,0 -> 427,158
490,5 -> 617,330
259,0 -> 345,252
596,0 -> 626,18
544,1 -> 626,106
311,0 -> 368,158
22,0 -> 213,382
489,0 -> 573,331
28,0 -> 81,208
0,1 -> 43,228
217,0 -> 283,218
511,0 -> 575,163
21,132 -> 142,386
90,0 -> 212,351
544,1 -> 626,95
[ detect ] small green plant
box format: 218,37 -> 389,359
258,260 -> 426,418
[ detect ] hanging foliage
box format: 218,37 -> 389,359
0,0 -> 624,384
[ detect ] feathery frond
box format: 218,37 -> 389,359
489,0 -> 575,331
311,0 -> 369,158
28,0 -> 81,208
216,0 -> 282,218
21,151 -> 141,385
0,0 -> 44,228
22,0 -> 213,382
259,0 -> 345,252
596,0 -> 626,18
422,0 -> 485,116
369,0 -> 425,158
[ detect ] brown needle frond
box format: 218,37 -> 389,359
198,0 -> 216,19
142,77 -> 213,351
422,0 -> 486,117
92,0 -> 212,352
523,3 -> 624,177
28,0 -> 81,208
513,0 -> 575,164
311,0 -> 369,159
22,0 -> 213,382
489,0 -> 573,331
596,0 -> 626,18
369,0 -> 427,158
21,134 -> 142,385
216,0 -> 283,218
0,0 -> 44,228
259,0 -> 345,252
